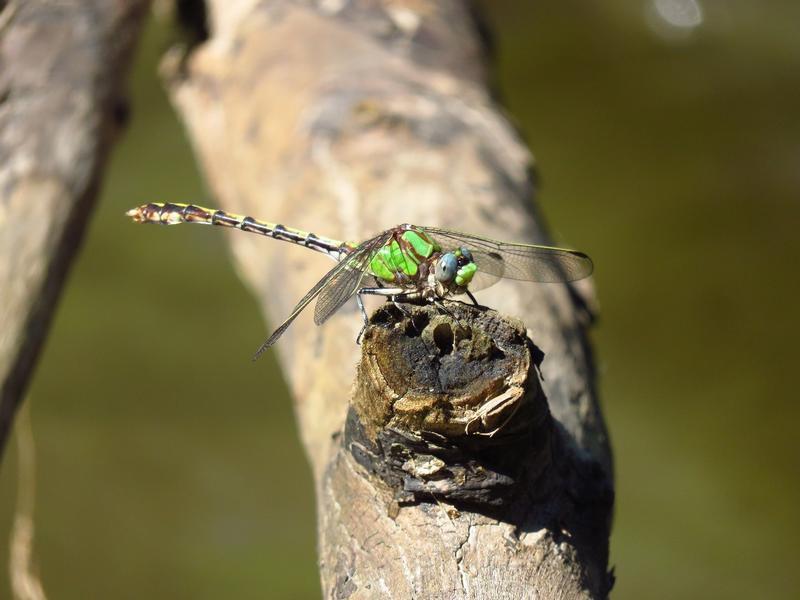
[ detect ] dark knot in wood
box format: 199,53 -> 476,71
346,302 -> 552,508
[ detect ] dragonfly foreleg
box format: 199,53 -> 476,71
465,289 -> 479,307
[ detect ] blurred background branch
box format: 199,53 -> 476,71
0,1 -> 149,457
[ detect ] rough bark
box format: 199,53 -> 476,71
0,0 -> 150,457
164,0 -> 613,597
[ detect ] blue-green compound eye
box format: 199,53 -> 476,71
460,247 -> 473,262
435,253 -> 458,283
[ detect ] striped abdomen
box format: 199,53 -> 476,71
126,203 -> 351,261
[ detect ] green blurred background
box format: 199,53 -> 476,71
2,1 -> 798,597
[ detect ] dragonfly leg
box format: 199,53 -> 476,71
358,286 -> 408,300
465,289 -> 480,307
433,299 -> 471,331
356,293 -> 369,327
433,298 -> 456,319
391,297 -> 413,316
382,290 -> 423,315
356,286 -> 407,344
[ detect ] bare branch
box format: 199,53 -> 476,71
0,0 -> 150,456
165,1 -> 613,596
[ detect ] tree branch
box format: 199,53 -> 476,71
0,0 -> 149,457
164,1 -> 613,596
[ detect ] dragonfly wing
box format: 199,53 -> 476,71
252,232 -> 390,360
313,232 -> 392,326
426,228 -> 593,283
461,252 -> 503,292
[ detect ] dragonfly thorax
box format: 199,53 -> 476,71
367,227 -> 477,299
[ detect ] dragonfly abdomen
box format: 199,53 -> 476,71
126,203 -> 348,260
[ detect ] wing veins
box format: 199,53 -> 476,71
253,232 -> 391,359
425,227 -> 592,283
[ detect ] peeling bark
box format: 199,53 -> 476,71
0,0 -> 149,457
164,1 -> 613,597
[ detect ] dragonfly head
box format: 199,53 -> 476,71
434,247 -> 477,289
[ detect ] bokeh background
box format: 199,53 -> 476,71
1,1 -> 798,598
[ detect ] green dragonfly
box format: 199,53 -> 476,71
127,203 -> 593,358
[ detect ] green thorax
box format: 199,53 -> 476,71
369,227 -> 440,282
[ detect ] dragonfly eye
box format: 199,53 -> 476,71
435,253 -> 458,283
459,247 -> 473,263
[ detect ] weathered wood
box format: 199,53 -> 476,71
165,0 -> 613,596
334,303 -> 611,597
348,303 -> 550,508
0,0 -> 149,457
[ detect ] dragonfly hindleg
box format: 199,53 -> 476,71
356,286 -> 408,344
433,299 -> 471,332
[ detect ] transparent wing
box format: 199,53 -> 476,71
252,232 -> 391,360
425,227 -> 593,283
466,268 -> 502,292
313,232 -> 392,326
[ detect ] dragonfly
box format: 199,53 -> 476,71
127,203 -> 593,359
